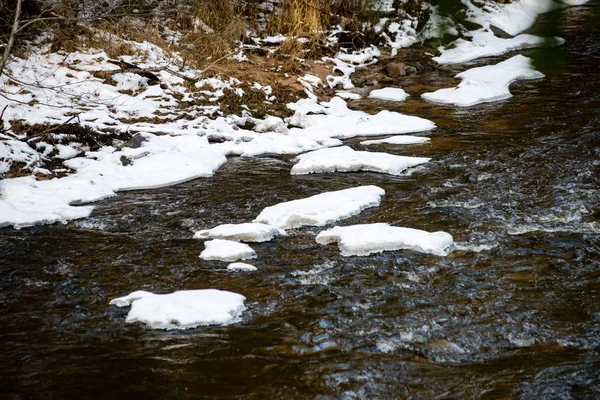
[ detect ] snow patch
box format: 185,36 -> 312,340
361,136 -> 430,146
422,55 -> 544,107
193,223 -> 286,242
199,239 -> 257,262
316,223 -> 454,256
368,87 -> 409,102
253,185 -> 385,229
291,146 -> 430,176
110,289 -> 246,330
227,262 -> 258,272
433,29 -> 564,65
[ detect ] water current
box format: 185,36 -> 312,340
1,3 -> 599,398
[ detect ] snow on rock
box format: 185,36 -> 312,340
287,97 -> 435,140
110,289 -> 246,330
193,223 -> 286,242
290,146 -> 430,176
422,55 -> 544,107
361,136 -> 430,146
315,223 -> 454,256
254,185 -> 385,229
325,46 -> 380,89
433,29 -> 564,65
335,91 -> 362,100
200,239 -> 257,262
368,87 -> 409,102
227,262 -> 258,272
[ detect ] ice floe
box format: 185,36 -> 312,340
368,87 -> 409,101
290,146 -> 430,176
226,262 -> 258,272
422,55 -> 544,107
253,185 -> 385,229
193,223 -> 286,242
288,97 -> 435,139
360,136 -> 430,146
110,289 -> 246,330
199,239 -> 257,262
315,223 -> 454,256
433,29 -> 564,65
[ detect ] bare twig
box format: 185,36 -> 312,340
0,0 -> 22,78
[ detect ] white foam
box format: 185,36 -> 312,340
193,223 -> 286,242
368,87 -> 409,101
422,55 -> 544,107
290,146 -> 430,176
199,239 -> 257,262
110,289 -> 246,330
361,136 -> 430,146
315,223 -> 454,256
253,185 -> 385,229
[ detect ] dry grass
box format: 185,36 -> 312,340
175,0 -> 245,69
267,0 -> 328,36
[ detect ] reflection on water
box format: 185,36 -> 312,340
1,3 -> 599,398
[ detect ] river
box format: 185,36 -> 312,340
1,2 -> 599,398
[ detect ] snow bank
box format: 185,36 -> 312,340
110,289 -> 246,330
316,223 -> 454,256
290,146 -> 430,176
361,136 -> 430,146
199,239 -> 257,262
0,133 -> 226,229
368,87 -> 409,101
433,29 -> 564,65
193,223 -> 286,242
227,262 -> 258,272
253,185 -> 385,229
422,55 -> 544,107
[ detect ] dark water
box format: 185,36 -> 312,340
2,4 -> 600,399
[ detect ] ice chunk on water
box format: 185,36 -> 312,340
253,185 -> 385,229
361,136 -> 430,146
291,146 -> 430,176
433,29 -> 564,65
316,223 -> 453,256
422,55 -> 544,107
199,239 -> 257,262
193,222 -> 286,242
226,262 -> 258,272
368,87 -> 409,101
110,289 -> 246,330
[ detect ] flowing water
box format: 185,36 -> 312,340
1,4 -> 599,398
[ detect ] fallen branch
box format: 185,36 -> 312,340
105,59 -> 199,83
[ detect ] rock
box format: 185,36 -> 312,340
414,62 -> 425,71
386,62 -> 407,76
119,133 -> 148,149
490,24 -> 514,39
386,62 -> 418,76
